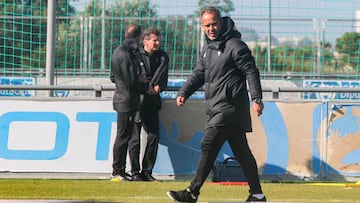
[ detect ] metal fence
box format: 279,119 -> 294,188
1,0 -> 360,87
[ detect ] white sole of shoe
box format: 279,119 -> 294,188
166,191 -> 177,202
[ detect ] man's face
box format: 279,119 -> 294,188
143,34 -> 160,53
201,12 -> 221,41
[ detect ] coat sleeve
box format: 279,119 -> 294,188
150,50 -> 169,91
111,49 -> 149,94
233,41 -> 262,100
110,49 -> 126,86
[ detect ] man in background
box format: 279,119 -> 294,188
110,24 -> 159,182
128,28 -> 169,182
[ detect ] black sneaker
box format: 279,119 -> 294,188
141,173 -> 159,182
132,173 -> 144,181
246,194 -> 267,202
167,188 -> 198,203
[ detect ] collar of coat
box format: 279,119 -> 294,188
139,46 -> 163,56
122,38 -> 139,52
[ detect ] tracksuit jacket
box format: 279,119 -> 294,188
177,16 -> 263,132
137,47 -> 169,110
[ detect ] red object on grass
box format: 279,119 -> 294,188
209,181 -> 248,186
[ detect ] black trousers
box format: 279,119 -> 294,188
128,107 -> 160,175
189,125 -> 263,195
112,111 -> 136,176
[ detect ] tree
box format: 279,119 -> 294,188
54,0 -> 159,72
1,0 -> 76,73
335,32 -> 360,70
54,0 -> 203,74
252,45 -> 267,72
335,32 -> 360,56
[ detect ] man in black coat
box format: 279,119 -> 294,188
167,7 -> 266,202
128,28 -> 169,181
110,24 -> 159,182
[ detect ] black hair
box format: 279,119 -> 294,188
143,28 -> 161,40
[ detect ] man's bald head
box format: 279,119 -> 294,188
125,24 -> 142,39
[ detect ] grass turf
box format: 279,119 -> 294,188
0,179 -> 359,203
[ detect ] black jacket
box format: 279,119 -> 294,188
138,47 -> 169,110
177,17 -> 263,131
110,38 -> 149,113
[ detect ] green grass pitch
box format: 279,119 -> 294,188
0,179 -> 359,203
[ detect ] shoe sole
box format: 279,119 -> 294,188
167,191 -> 174,200
167,191 -> 198,203
167,191 -> 180,202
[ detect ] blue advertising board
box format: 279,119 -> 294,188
0,77 -> 35,97
303,80 -> 360,100
161,79 -> 205,99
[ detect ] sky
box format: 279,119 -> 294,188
71,0 -> 360,19
71,0 -> 360,45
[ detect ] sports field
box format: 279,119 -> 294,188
0,179 -> 359,203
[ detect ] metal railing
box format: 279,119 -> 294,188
1,84 -> 360,99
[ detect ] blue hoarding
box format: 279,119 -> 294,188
161,79 -> 205,99
0,77 -> 35,97
303,80 -> 360,100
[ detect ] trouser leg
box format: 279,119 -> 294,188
227,127 -> 263,194
128,119 -> 141,175
141,109 -> 159,175
112,111 -> 135,176
189,126 -> 226,195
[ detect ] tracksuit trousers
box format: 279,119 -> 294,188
112,111 -> 136,176
188,125 -> 263,196
128,108 -> 160,176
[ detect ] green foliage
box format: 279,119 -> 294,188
112,0 -> 157,17
335,32 -> 360,56
55,21 -> 82,72
0,0 -> 75,74
53,0 -> 159,73
252,42 -> 338,73
253,45 -> 267,72
82,0 -> 157,17
2,0 -> 360,78
20,46 -> 46,73
54,0 -> 200,75
335,32 -> 360,71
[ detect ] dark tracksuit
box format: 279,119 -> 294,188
128,46 -> 169,176
177,17 -> 264,195
110,38 -> 149,177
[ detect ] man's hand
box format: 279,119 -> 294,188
176,96 -> 186,107
146,85 -> 161,95
146,86 -> 157,95
252,101 -> 264,116
153,85 -> 161,93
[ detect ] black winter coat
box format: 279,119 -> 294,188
110,38 -> 149,113
137,47 -> 169,110
177,17 -> 263,131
